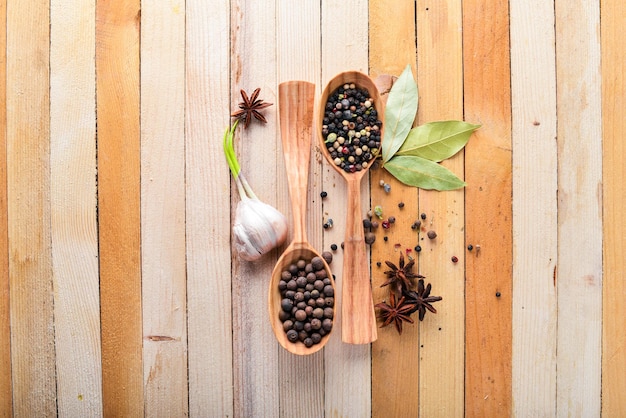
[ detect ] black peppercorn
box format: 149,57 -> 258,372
330,243 -> 338,251
420,213 -> 427,220
415,245 -> 422,252
427,230 -> 437,239
467,244 -> 474,251
384,236 -> 388,242
320,191 -> 328,198
496,291 -> 501,297
311,256 -> 325,271
398,202 -> 405,208
286,329 -> 298,342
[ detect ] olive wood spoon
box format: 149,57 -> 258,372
268,81 -> 335,355
315,71 -> 384,344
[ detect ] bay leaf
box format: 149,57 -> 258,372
384,155 -> 466,191
381,64 -> 418,164
396,121 -> 480,162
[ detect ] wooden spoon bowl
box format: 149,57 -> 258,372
315,71 -> 385,344
268,81 -> 336,355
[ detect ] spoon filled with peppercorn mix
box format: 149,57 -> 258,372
269,81 -> 336,355
316,71 -> 384,344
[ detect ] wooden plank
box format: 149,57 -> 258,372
140,1 -> 187,416
276,2 -> 324,417
509,0 -> 558,415
95,1 -> 143,416
50,0 -> 102,415
462,0 -> 513,415
368,2 -> 420,417
230,1 -> 280,416
554,1 -> 602,416
0,0 -> 10,415
6,1 -> 56,415
601,0 -> 626,415
320,0 -> 371,416
414,2 -> 465,416
185,0 -> 234,416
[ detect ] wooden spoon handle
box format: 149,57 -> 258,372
342,176 -> 378,344
278,81 -> 315,243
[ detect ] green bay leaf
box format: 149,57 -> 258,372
396,121 -> 480,162
381,64 -> 418,164
384,155 -> 466,191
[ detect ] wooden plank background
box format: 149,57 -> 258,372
0,0 -> 624,417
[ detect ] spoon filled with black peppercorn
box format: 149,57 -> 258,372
269,81 -> 336,355
316,71 -> 385,344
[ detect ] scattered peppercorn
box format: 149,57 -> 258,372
388,216 -> 396,224
467,244 -> 473,251
398,202 -> 405,208
322,251 -> 333,264
365,232 -> 376,245
384,236 -> 388,242
451,256 -> 458,263
371,220 -> 379,229
496,291 -> 501,297
415,245 -> 422,252
427,230 -> 437,239
383,183 -> 391,193
330,244 -> 338,251
363,219 -> 372,229
376,261 -> 382,267
420,213 -> 427,220
320,191 -> 328,198
411,220 -> 421,230
341,242 -> 344,249
382,220 -> 390,229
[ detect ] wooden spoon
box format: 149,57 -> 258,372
315,71 -> 385,344
268,81 -> 336,355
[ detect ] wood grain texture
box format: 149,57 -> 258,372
6,1 -> 56,415
0,0 -> 10,415
185,0 -> 234,416
50,0 -> 102,415
601,0 -> 626,415
276,3 -> 325,416
555,1 -> 602,416
369,1 -> 420,416
415,2 -> 465,416
509,1 -> 558,415
462,0 -> 513,416
320,0 -> 371,416
230,1 -> 280,416
96,0 -> 143,416
141,1 -> 188,416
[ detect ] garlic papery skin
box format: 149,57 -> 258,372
233,197 -> 288,261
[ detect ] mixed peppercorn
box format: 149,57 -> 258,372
321,83 -> 382,173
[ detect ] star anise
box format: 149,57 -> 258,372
231,88 -> 273,129
403,278 -> 443,321
374,293 -> 418,335
381,252 -> 424,296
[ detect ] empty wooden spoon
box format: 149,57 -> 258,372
315,71 -> 385,344
268,81 -> 336,355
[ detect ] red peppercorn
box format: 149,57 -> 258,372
382,220 -> 390,229
451,256 -> 458,263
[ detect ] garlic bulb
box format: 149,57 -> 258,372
223,120 -> 289,261
233,197 -> 288,261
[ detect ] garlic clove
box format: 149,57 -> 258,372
233,198 -> 288,261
